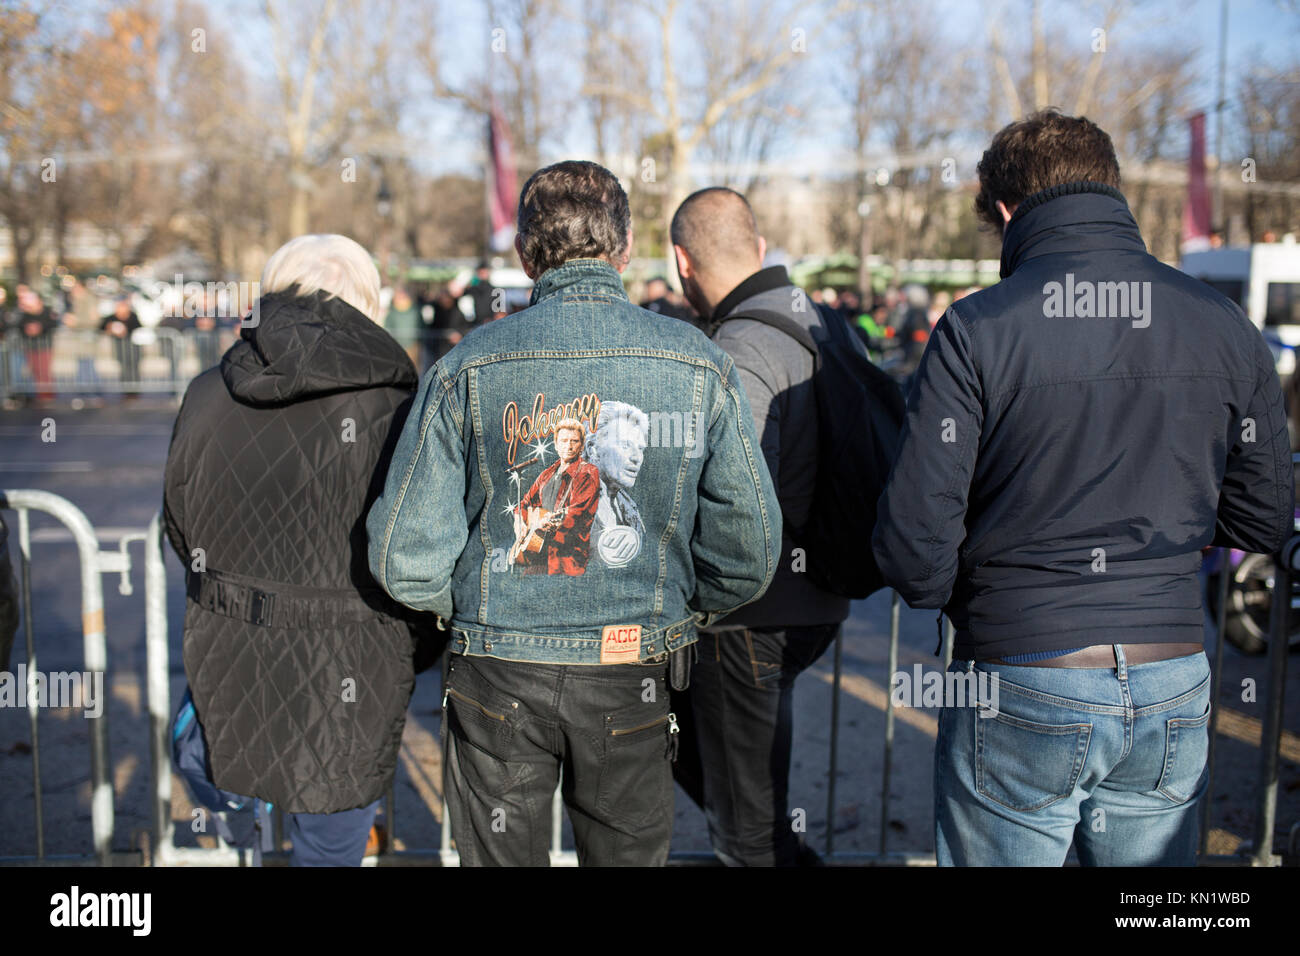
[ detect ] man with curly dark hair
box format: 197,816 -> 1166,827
874,110 -> 1293,866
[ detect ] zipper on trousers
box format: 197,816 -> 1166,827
608,712 -> 680,761
445,686 -> 509,722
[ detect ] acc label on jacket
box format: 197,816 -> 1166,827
600,624 -> 642,664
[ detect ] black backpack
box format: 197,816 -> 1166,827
717,303 -> 905,599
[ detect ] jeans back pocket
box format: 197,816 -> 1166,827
445,673 -> 519,800
1157,703 -> 1211,804
975,711 -> 1092,812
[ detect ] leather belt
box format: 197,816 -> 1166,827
985,642 -> 1203,668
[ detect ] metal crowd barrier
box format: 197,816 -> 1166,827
1,327 -> 479,404
2,489 -> 1295,866
0,489 -> 139,865
0,328 -> 232,402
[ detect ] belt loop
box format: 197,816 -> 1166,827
247,589 -> 274,627
1113,643 -> 1127,680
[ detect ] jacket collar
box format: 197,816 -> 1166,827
712,265 -> 792,322
529,258 -> 629,305
999,182 -> 1146,279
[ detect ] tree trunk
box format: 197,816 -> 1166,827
289,180 -> 311,238
10,223 -> 31,285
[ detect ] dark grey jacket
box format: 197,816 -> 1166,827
709,266 -> 851,628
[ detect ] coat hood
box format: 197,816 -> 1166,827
221,289 -> 416,406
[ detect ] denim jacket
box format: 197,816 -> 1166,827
367,259 -> 780,665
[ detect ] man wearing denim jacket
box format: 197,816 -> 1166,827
367,160 -> 780,866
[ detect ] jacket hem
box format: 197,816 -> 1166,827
448,614 -> 699,665
954,621 -> 1206,662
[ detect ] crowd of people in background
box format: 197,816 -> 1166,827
2,258 -> 992,409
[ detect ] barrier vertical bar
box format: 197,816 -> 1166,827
439,650 -> 455,865
386,784 -> 396,851
550,775 -> 564,862
145,513 -> 172,863
2,490 -> 114,864
81,524 -> 112,867
1201,552 -> 1231,856
825,627 -> 844,856
1,332 -> 13,402
440,796 -> 453,864
1251,548 -> 1293,866
18,508 -> 44,859
879,592 -> 900,857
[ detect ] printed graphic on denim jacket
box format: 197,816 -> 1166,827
502,393 -> 648,575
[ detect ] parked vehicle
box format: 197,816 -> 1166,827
1180,240 -> 1300,377
1204,509 -> 1300,655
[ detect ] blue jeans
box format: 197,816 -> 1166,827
671,624 -> 839,865
935,647 -> 1211,866
286,800 -> 379,867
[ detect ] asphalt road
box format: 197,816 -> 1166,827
1,401 -> 1296,864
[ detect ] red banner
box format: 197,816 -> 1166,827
1181,112 -> 1211,253
488,103 -> 518,252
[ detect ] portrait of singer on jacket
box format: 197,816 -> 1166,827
509,417 -> 601,576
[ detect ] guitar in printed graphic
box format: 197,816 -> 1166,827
508,504 -> 571,566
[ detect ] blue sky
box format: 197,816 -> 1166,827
49,0 -> 1300,177
412,0 -> 1300,174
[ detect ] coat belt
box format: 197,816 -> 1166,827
186,566 -> 387,630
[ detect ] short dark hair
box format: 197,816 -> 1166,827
974,109 -> 1121,229
670,187 -> 761,272
516,160 -> 631,275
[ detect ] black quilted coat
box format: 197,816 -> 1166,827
163,289 -> 432,814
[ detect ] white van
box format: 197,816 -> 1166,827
1180,239 -> 1300,374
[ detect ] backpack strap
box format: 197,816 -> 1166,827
714,307 -> 820,360
711,307 -> 825,547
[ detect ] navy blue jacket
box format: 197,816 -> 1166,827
872,182 -> 1294,660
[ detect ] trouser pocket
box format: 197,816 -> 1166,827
595,700 -> 675,828
975,711 -> 1092,812
444,659 -> 520,800
1157,701 -> 1211,804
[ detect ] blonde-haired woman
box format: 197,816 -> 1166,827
163,234 -> 441,865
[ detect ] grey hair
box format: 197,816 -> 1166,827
260,234 -> 382,322
585,401 -> 649,463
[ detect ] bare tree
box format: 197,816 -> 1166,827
582,0 -> 848,273
1235,64 -> 1300,241
415,0 -> 574,249
831,0 -> 970,277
